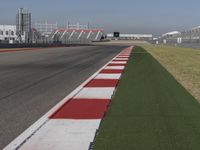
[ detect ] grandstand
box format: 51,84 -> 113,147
181,26 -> 200,40
32,22 -> 104,44
50,28 -> 103,44
159,26 -> 200,44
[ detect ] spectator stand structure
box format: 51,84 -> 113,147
50,23 -> 104,44
158,26 -> 200,45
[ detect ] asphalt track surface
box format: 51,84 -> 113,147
0,45 -> 125,149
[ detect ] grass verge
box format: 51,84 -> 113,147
141,44 -> 200,102
94,46 -> 200,150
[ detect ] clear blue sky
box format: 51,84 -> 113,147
0,0 -> 200,35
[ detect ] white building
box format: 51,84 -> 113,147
0,25 -> 17,43
107,33 -> 153,40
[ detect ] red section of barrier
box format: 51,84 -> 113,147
50,99 -> 110,119
85,79 -> 119,87
100,69 -> 124,74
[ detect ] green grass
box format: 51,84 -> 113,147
94,46 -> 200,150
141,44 -> 200,102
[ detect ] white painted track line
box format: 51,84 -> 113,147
20,119 -> 101,150
74,87 -> 115,99
95,74 -> 121,79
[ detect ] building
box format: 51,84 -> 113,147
0,25 -> 17,43
16,8 -> 32,43
107,33 -> 153,40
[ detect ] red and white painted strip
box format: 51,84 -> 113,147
4,46 -> 133,150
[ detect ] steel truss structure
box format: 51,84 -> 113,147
35,22 -> 58,36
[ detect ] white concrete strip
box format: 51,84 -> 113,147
110,61 -> 127,64
74,87 -> 115,99
95,73 -> 121,79
104,66 -> 125,70
20,119 -> 101,150
113,58 -> 129,61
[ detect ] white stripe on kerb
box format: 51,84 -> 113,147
114,58 -> 129,60
74,87 -> 115,99
19,119 -> 101,150
110,61 -> 127,64
116,56 -> 129,58
95,74 -> 121,79
118,54 -> 130,56
104,66 -> 125,70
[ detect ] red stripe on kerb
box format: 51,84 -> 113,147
50,99 -> 110,119
100,69 -> 124,74
85,79 -> 119,87
107,64 -> 126,66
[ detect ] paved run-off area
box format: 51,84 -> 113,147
94,46 -> 200,150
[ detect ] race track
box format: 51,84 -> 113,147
0,45 -> 125,149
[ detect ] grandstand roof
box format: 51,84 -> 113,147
54,28 -> 104,33
191,26 -> 200,30
162,31 -> 180,37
